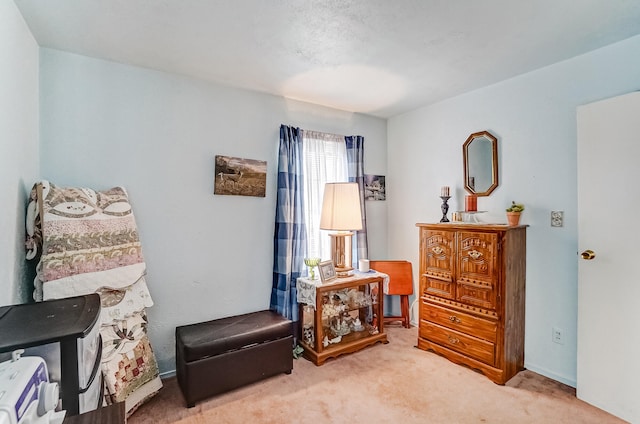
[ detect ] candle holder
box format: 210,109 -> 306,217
465,194 -> 477,212
440,196 -> 451,222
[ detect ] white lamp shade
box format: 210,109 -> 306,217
319,182 -> 363,231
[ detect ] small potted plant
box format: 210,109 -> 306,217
506,201 -> 525,226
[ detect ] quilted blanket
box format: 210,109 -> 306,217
27,181 -> 148,301
26,180 -> 162,416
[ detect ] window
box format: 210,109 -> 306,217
302,130 -> 348,261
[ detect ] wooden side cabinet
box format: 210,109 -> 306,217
297,274 -> 388,365
415,223 -> 527,384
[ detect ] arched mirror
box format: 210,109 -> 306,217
463,131 -> 498,196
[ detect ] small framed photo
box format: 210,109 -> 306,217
318,260 -> 337,283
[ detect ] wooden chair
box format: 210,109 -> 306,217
369,260 -> 413,328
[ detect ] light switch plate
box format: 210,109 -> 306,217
551,211 -> 563,227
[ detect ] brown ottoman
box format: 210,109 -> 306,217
175,310 -> 293,407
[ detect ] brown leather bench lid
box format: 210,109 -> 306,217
176,310 -> 292,362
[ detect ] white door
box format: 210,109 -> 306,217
577,91 -> 640,423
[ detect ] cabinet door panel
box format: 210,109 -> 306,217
420,230 -> 455,274
457,232 -> 497,309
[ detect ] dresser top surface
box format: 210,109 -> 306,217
416,222 -> 528,231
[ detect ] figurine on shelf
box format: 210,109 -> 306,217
349,290 -> 366,307
370,314 -> 379,335
340,319 -> 350,334
331,316 -> 351,336
353,317 -> 364,331
303,325 -> 314,345
371,285 -> 379,304
336,291 -> 349,304
329,335 -> 342,344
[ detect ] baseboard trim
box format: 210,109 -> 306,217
524,362 -> 576,388
160,369 -> 177,379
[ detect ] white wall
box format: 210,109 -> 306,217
38,49 -> 388,374
0,0 -> 39,306
11,7 -> 638,387
387,34 -> 640,386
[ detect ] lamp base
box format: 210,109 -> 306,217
329,232 -> 354,278
335,266 -> 354,278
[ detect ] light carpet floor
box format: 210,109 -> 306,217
128,326 -> 625,424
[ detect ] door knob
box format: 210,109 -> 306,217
580,249 -> 596,260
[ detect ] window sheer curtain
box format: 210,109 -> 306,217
302,131 -> 348,261
271,126 -> 368,326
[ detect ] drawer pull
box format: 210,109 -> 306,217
432,246 -> 444,255
449,315 -> 461,324
448,336 -> 460,344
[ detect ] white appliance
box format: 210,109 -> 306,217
0,350 -> 66,424
24,321 -> 103,414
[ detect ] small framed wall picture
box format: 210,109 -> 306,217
364,174 -> 386,201
318,260 -> 337,283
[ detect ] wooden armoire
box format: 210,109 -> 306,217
415,223 -> 526,384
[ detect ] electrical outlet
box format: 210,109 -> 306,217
552,327 -> 564,344
551,211 -> 564,227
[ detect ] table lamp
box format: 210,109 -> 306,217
319,182 -> 363,277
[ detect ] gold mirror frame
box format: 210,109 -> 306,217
463,130 -> 499,196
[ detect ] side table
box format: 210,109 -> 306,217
297,272 -> 388,365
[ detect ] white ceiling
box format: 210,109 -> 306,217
15,0 -> 640,118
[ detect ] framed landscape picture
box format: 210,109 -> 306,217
214,155 -> 267,197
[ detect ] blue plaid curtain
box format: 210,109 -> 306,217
270,125 -> 307,322
345,135 -> 369,262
